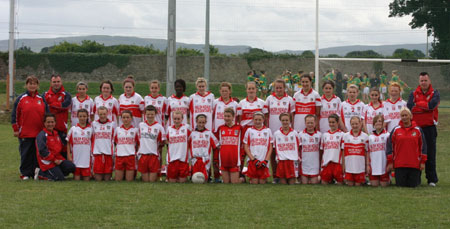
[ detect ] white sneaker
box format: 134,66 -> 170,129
20,175 -> 30,180
429,182 -> 436,187
34,168 -> 40,180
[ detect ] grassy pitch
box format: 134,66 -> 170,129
1,100 -> 450,228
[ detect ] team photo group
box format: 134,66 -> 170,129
12,70 -> 440,187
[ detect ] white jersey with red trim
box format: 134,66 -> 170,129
137,121 -> 165,156
93,95 -> 120,123
114,125 -> 139,157
92,120 -> 116,155
70,95 -> 94,127
364,102 -> 388,134
368,130 -> 389,175
266,93 -> 295,133
299,130 -> 322,175
293,89 -> 322,132
243,126 -> 273,161
383,98 -> 407,132
342,131 -> 369,174
189,129 -> 219,168
320,129 -> 344,167
189,92 -> 215,131
144,94 -> 167,127
67,124 -> 93,168
273,128 -> 299,161
340,99 -> 366,131
119,92 -> 145,127
319,95 -> 341,133
212,97 -> 238,133
237,97 -> 268,128
166,95 -> 190,127
166,124 -> 191,162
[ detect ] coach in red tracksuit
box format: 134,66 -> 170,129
386,107 -> 427,187
407,72 -> 439,186
11,75 -> 47,180
42,75 -> 72,158
36,113 -> 75,181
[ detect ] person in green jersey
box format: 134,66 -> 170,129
361,72 -> 371,103
247,71 -> 256,82
282,70 -> 293,95
379,71 -> 388,100
390,70 -> 410,95
258,71 -> 268,99
292,71 -> 303,93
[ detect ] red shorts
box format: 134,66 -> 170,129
320,162 -> 344,183
345,172 -> 366,183
115,155 -> 136,171
240,126 -> 251,165
192,159 -> 208,179
276,160 -> 296,179
246,160 -> 270,179
369,173 -> 390,182
138,154 -> 160,174
93,154 -> 113,174
167,160 -> 189,179
220,166 -> 240,172
74,167 -> 91,177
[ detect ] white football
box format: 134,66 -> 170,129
191,172 -> 205,184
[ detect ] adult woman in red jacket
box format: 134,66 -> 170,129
386,107 -> 427,187
11,75 -> 47,180
35,113 -> 75,181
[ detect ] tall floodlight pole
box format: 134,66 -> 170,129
204,0 -> 210,89
166,0 -> 176,97
314,0 -> 319,91
8,0 -> 15,103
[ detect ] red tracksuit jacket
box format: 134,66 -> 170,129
11,91 -> 47,138
35,128 -> 65,171
407,85 -> 440,127
42,86 -> 72,133
386,121 -> 427,169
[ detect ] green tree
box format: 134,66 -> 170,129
16,46 -> 33,54
389,0 -> 450,59
79,40 -> 105,53
50,41 -> 81,53
392,48 -> 425,59
345,50 -> 383,58
176,47 -> 203,56
301,50 -> 315,58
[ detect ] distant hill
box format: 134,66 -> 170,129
0,35 -> 427,56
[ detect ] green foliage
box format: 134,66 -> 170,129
108,44 -> 163,55
345,50 -> 383,58
389,0 -> 450,59
16,46 -> 34,54
301,50 -> 315,58
46,40 -> 163,55
176,47 -> 203,56
47,53 -> 130,73
324,54 -> 341,58
16,53 -> 47,70
392,48 -> 425,59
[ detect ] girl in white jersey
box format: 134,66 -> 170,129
189,77 -> 215,131
299,115 -> 322,184
368,114 -> 390,187
166,79 -> 190,127
67,109 -> 92,181
320,114 -> 345,185
243,112 -> 273,184
114,110 -> 139,181
92,106 -> 115,181
166,111 -> 191,183
293,74 -> 321,132
339,84 -> 366,133
144,80 -> 167,128
70,82 -> 94,127
319,80 -> 341,133
93,80 -> 119,123
119,76 -> 144,127
383,82 -> 407,132
364,87 -> 387,134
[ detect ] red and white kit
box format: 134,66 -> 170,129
340,99 -> 365,131
319,95 -> 341,133
243,126 -> 273,161
217,124 -> 242,171
93,95 -> 120,123
137,121 -> 165,156
144,94 -> 167,127
383,98 -> 407,132
364,102 -> 388,134
166,95 -> 190,127
189,92 -> 215,130
342,130 -> 369,174
273,128 -> 299,179
299,130 -> 322,176
293,89 -> 322,132
189,129 -> 219,178
166,124 -> 191,163
91,120 -> 116,174
320,129 -> 345,167
237,97 -> 268,128
114,125 -> 139,157
67,124 -> 93,169
119,92 -> 145,127
368,130 -> 389,176
70,95 -> 94,127
212,97 -> 238,133
265,93 -> 295,133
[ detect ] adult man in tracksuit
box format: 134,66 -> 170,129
42,75 -> 72,158
407,72 -> 440,187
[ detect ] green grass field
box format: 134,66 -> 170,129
1,97 -> 450,227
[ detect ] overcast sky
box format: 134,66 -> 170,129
0,0 -> 428,52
